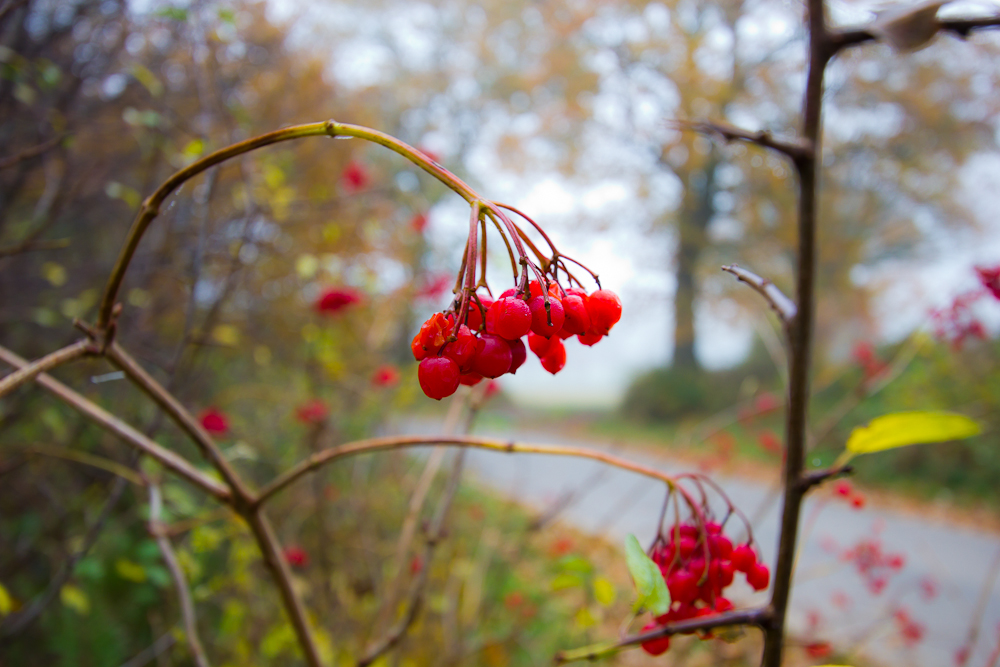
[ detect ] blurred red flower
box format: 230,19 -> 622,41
341,160 -> 370,192
372,365 -> 400,387
410,212 -> 429,234
296,399 -> 328,425
315,287 -> 361,315
284,545 -> 309,568
199,407 -> 229,435
975,264 -> 1000,300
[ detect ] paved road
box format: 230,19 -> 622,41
391,419 -> 1000,667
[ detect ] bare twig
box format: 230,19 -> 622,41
829,15 -> 1000,54
678,119 -> 813,164
796,465 -> 853,492
0,134 -> 65,170
255,435 -> 683,507
0,346 -> 231,500
117,630 -> 176,667
722,265 -> 797,325
0,340 -> 91,400
148,485 -> 210,667
555,607 -> 770,663
0,237 -> 70,258
0,473 -> 133,641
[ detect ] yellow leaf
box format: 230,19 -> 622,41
845,412 -> 981,460
574,606 -> 596,629
42,262 -> 67,287
0,582 -> 13,616
212,324 -> 241,347
60,584 -> 90,615
296,254 -> 319,279
115,558 -> 147,583
593,577 -> 616,606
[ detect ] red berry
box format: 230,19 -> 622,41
295,399 -> 328,424
667,570 -> 698,604
560,294 -> 591,335
418,357 -> 460,400
527,331 -> 555,357
577,330 -> 603,346
459,372 -> 483,386
709,535 -> 733,559
529,295 -> 565,338
508,338 -> 527,374
851,494 -> 866,509
412,313 -> 451,361
472,334 -> 512,378
486,296 -> 532,340
730,544 -> 757,573
747,563 -> 770,591
442,325 -> 478,372
714,597 -> 734,612
499,288 -> 518,299
678,536 -> 697,559
539,337 -> 566,374
834,480 -> 853,497
639,622 -> 671,656
199,408 -> 229,435
587,289 -> 622,334
527,280 -> 543,299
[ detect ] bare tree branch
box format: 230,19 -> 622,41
0,346 -> 231,500
0,340 -> 91,400
0,134 -> 65,170
677,119 -> 813,164
830,14 -> 1000,54
722,265 -> 798,325
148,485 -> 210,667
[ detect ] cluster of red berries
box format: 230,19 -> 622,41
839,535 -> 904,595
640,521 -> 769,655
412,281 -> 622,400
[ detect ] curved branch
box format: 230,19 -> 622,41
0,346 -> 231,501
677,120 -> 813,165
97,120 -> 481,328
254,435 -> 681,507
722,265 -> 797,325
0,340 -> 91,400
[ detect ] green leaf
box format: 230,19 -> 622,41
843,411 -> 981,462
115,558 -> 146,583
624,534 -> 670,615
0,582 -> 12,616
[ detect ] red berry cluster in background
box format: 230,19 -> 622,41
930,262 -> 1000,348
413,279 -> 621,400
641,519 -> 769,656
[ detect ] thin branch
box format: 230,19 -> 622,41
254,435 -> 682,507
105,343 -> 253,502
555,607 -> 770,663
117,630 -> 177,667
0,340 -> 91,400
677,119 -> 813,164
722,265 -> 798,325
0,346 -> 231,500
97,120 -> 482,328
359,449 -> 467,666
0,237 -> 70,258
796,465 -> 853,493
243,509 -> 324,667
0,472 -> 132,641
148,485 -> 210,667
829,15 -> 1000,54
0,134 -> 65,170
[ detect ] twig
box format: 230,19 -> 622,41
0,472 -> 133,641
722,265 -> 797,325
554,607 -> 770,663
117,630 -> 176,667
0,346 -> 231,500
677,119 -> 813,164
0,134 -> 65,170
148,485 -> 210,667
254,435 -> 683,507
956,543 -> 1000,665
0,237 -> 70,258
0,340 -> 91,400
829,15 -> 1000,54
359,449 -> 468,666
796,465 -> 853,492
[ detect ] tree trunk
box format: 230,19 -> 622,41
672,152 -> 718,370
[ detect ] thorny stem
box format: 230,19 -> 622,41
760,0 -> 828,662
